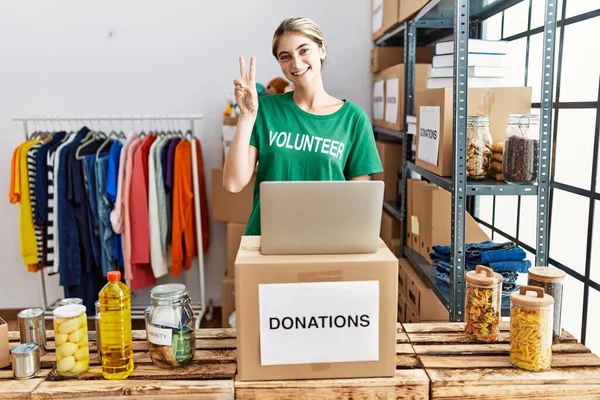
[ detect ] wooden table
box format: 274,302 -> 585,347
1,323 -> 599,399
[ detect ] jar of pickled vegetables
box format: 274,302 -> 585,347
145,284 -> 195,368
52,305 -> 89,376
510,286 -> 554,371
465,265 -> 501,342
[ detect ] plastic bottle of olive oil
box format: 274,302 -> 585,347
99,271 -> 134,379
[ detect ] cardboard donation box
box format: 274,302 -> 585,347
221,275 -> 235,328
372,0 -> 400,41
399,0 -> 430,23
370,47 -> 435,73
0,318 -> 8,368
372,73 -> 385,126
211,168 -> 255,223
415,87 -> 532,177
235,236 -> 398,381
407,179 -> 429,250
226,223 -> 246,277
379,64 -> 430,131
373,140 -> 402,202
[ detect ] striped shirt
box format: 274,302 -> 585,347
27,144 -> 44,264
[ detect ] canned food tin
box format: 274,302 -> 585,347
11,343 -> 41,379
17,308 -> 46,353
56,298 -> 83,307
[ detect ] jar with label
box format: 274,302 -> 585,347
510,286 -> 554,371
503,114 -> 540,184
53,304 -> 89,376
466,116 -> 493,180
528,266 -> 566,343
145,284 -> 195,368
465,265 -> 501,342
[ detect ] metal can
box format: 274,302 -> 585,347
11,343 -> 41,379
17,308 -> 46,354
56,298 -> 83,307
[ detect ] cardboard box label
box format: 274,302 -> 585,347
258,281 -> 380,366
417,106 -> 441,166
411,215 -> 420,235
372,0 -> 383,33
373,81 -> 384,120
385,78 -> 399,124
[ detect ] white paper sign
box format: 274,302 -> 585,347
222,125 -> 236,159
385,78 -> 399,124
147,325 -> 172,346
373,81 -> 384,120
417,106 -> 441,166
372,0 -> 383,33
258,281 -> 380,366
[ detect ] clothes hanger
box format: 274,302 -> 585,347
95,119 -> 117,159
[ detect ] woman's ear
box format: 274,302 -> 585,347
319,42 -> 327,61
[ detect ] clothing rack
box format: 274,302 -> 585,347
13,115 -> 208,328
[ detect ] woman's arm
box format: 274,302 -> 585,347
223,114 -> 258,193
223,56 -> 259,193
350,175 -> 370,181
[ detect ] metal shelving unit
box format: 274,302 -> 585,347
373,0 -> 558,321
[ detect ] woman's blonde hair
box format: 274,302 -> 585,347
272,17 -> 327,63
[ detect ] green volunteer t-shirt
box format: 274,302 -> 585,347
245,91 -> 383,235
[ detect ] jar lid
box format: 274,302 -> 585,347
465,265 -> 499,287
53,304 -> 86,318
510,285 -> 554,307
150,283 -> 188,300
528,266 -> 566,283
11,343 -> 40,356
493,272 -> 504,284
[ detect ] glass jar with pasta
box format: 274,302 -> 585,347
510,286 -> 554,371
465,265 -> 501,342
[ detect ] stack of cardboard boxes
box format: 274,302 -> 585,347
372,0 -> 431,42
211,167 -> 255,327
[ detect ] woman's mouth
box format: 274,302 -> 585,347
291,67 -> 310,77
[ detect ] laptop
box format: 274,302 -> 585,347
260,180 -> 384,255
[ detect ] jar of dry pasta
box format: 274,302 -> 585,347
465,265 -> 501,342
510,286 -> 554,371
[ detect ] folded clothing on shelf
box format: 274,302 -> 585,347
431,241 -> 529,297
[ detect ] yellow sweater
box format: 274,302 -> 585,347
12,141 -> 40,265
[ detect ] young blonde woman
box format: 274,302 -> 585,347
224,17 -> 383,235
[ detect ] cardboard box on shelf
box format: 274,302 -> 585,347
431,189 -> 491,247
380,209 -> 400,249
235,236 -> 398,381
372,73 -> 386,127
413,183 -> 441,262
373,141 -> 403,202
398,292 -> 407,323
415,87 -> 532,176
0,318 -> 8,368
221,275 -> 235,328
211,168 -> 255,224
370,47 -> 435,73
407,179 -> 428,250
226,223 -> 246,277
406,301 -> 421,323
380,64 -> 430,131
399,0 -> 430,24
372,0 -> 400,41
398,261 -> 408,299
389,238 -> 401,258
401,258 -> 449,321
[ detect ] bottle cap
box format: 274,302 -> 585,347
107,271 -> 121,282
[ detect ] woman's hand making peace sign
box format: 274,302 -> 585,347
233,56 -> 258,116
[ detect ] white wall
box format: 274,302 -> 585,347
0,0 -> 373,309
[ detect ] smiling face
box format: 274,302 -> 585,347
275,32 -> 326,89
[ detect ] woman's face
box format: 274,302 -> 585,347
275,32 -> 325,89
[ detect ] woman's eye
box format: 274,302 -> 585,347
279,55 -> 289,61
300,48 -> 309,55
